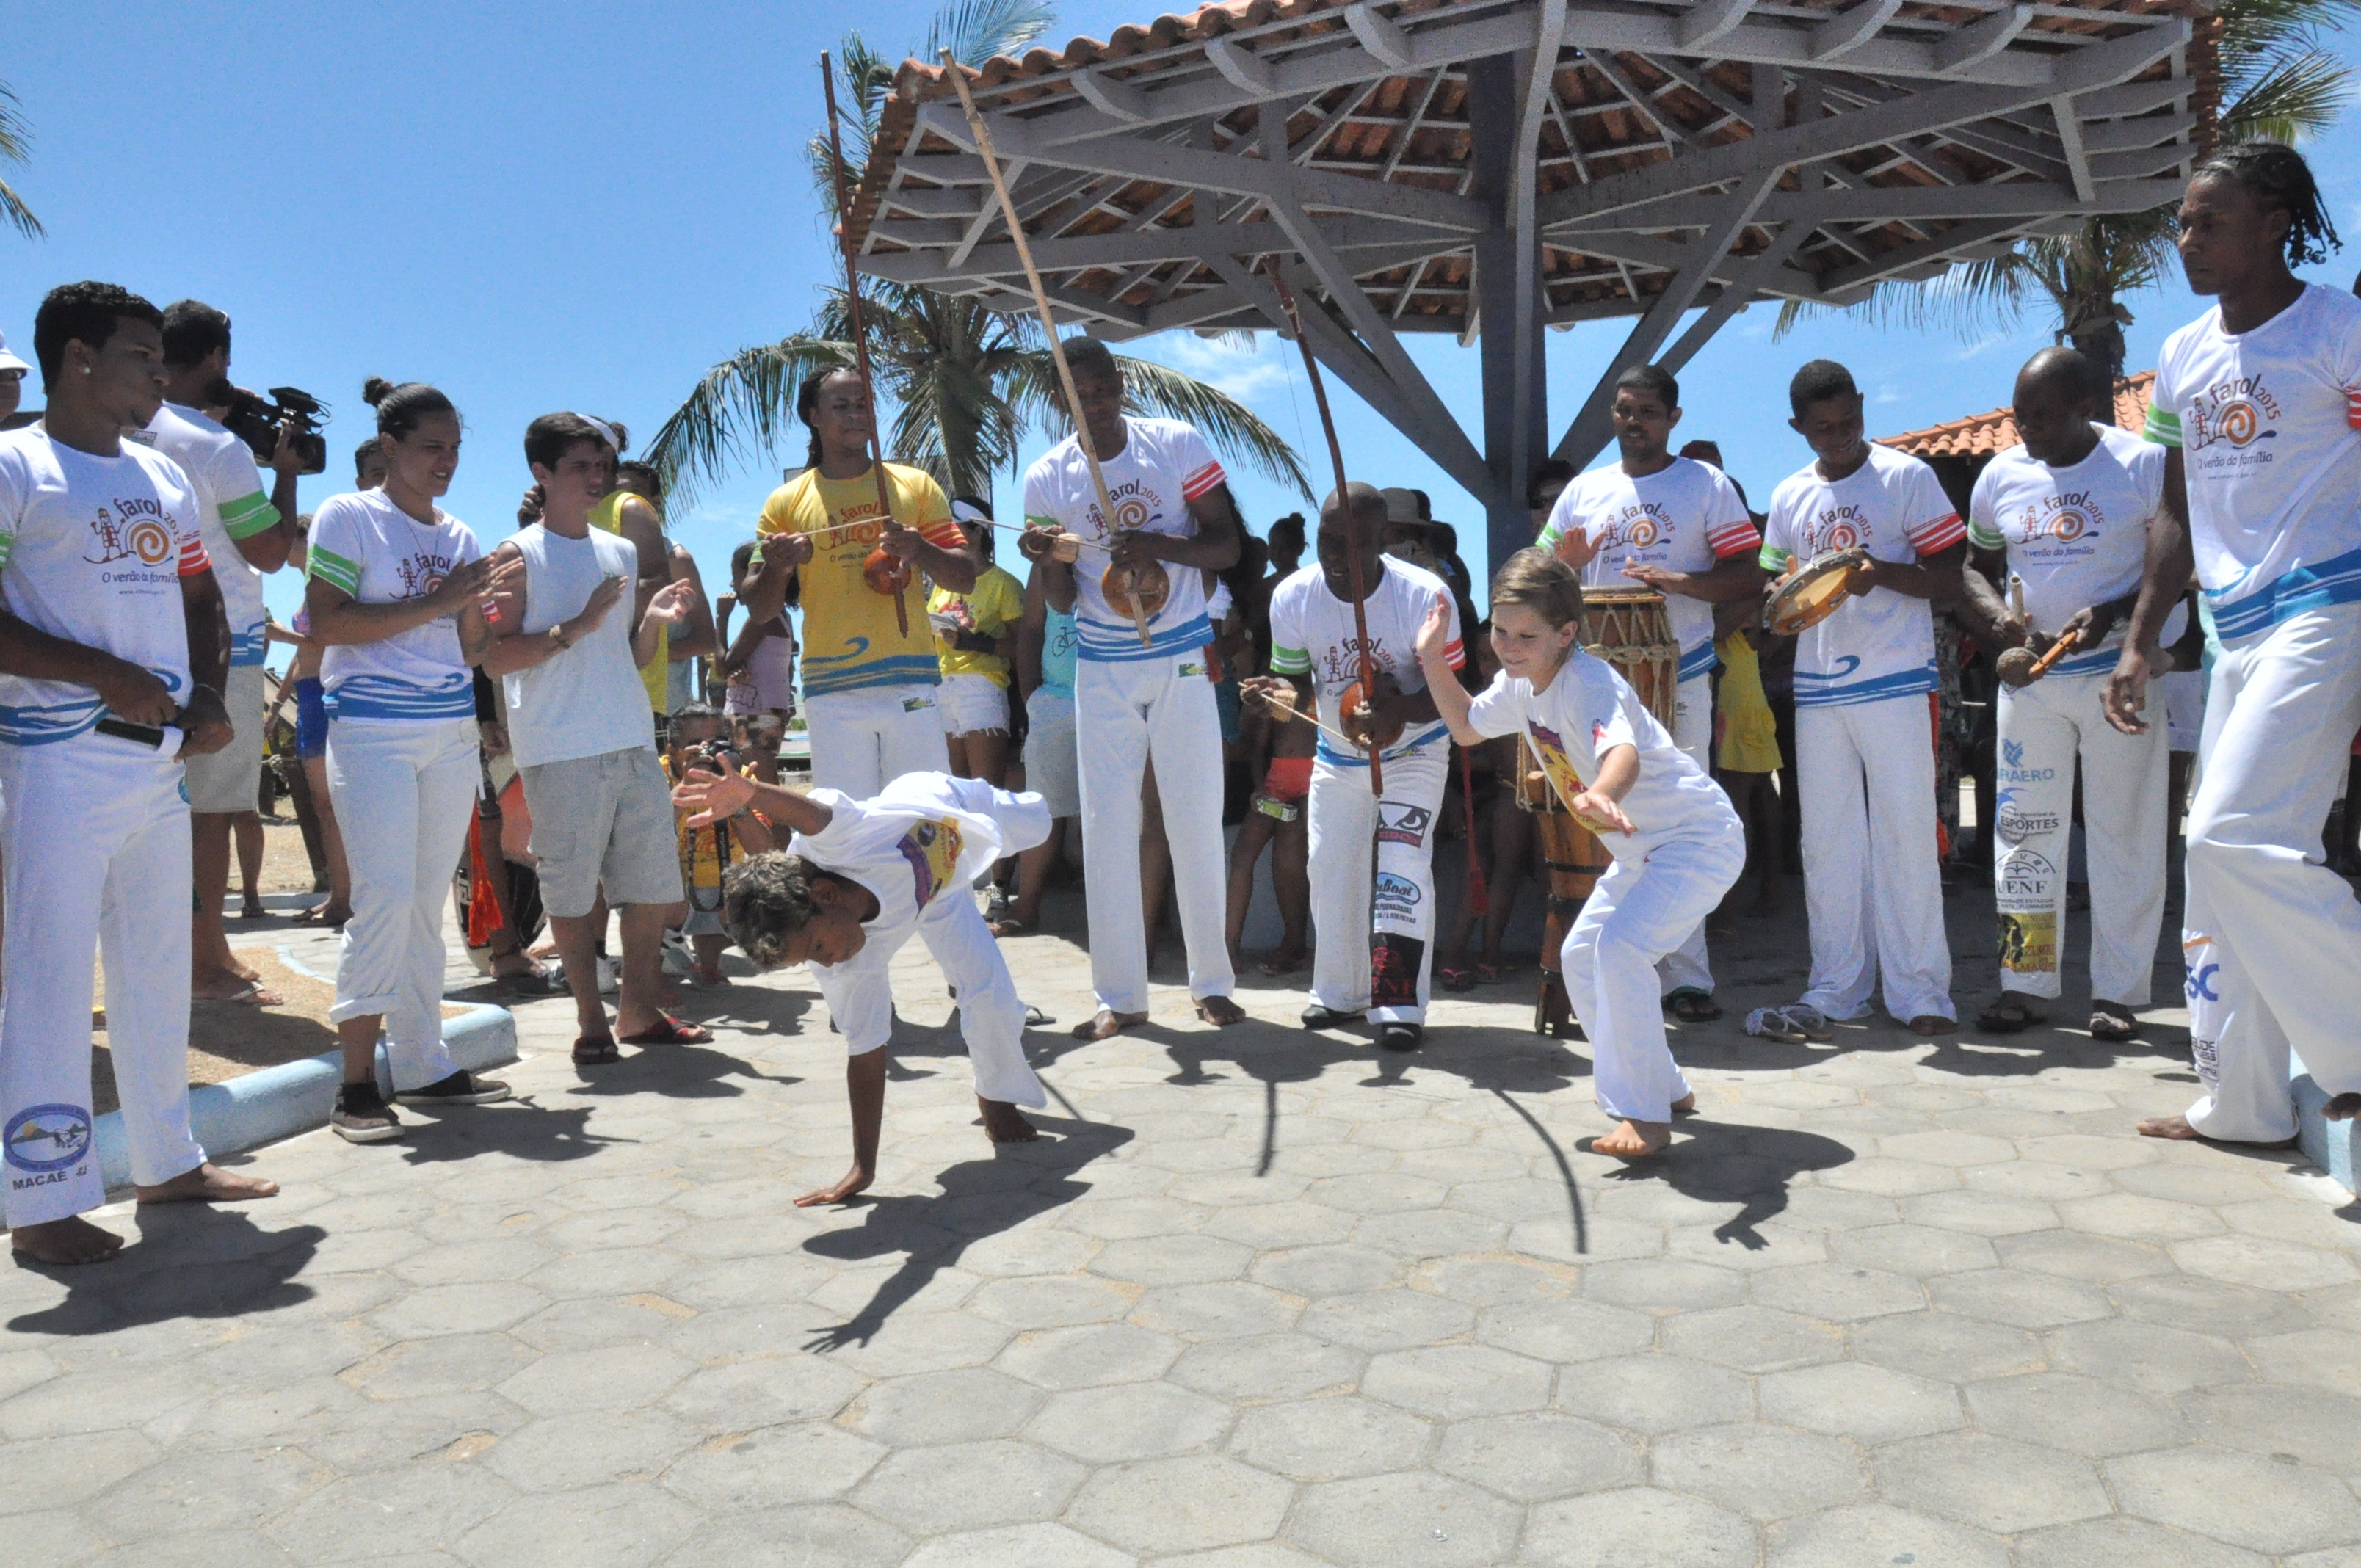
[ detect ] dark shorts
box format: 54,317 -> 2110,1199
294,677 -> 328,759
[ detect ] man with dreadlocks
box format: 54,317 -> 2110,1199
2104,142 -> 2361,1147
671,767 -> 1050,1205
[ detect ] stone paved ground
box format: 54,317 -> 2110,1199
7,882 -> 2361,1567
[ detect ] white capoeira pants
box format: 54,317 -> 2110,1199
815,780 -> 1050,1109
1308,736 -> 1449,1023
806,686 -> 951,797
1564,821 -> 1746,1124
0,734 -> 204,1226
1992,672 -> 2166,1004
2176,604 -> 2361,1143
327,717 -> 479,1092
1796,694 -> 1955,1023
1076,650 -> 1234,1014
1658,669 -> 1716,998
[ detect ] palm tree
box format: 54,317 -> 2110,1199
1,82 -> 43,239
648,1 -> 1309,509
1777,0 -> 2357,383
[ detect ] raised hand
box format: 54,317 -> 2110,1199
1414,588 -> 1455,667
671,766 -> 757,829
1548,525 -> 1603,573
1567,786 -> 1636,837
766,532 -> 816,571
571,573 -> 629,636
642,578 -> 696,625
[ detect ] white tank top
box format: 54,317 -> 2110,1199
499,523 -> 656,767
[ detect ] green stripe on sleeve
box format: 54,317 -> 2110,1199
1534,518 -> 1563,552
308,544 -> 361,596
1268,643 -> 1312,675
2143,407 -> 2182,447
1965,520 -> 2004,551
218,489 -> 281,540
0,531 -> 15,573
1759,545 -> 1792,572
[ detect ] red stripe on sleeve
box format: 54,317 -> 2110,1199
1180,460 -> 1227,501
1908,512 -> 1966,553
920,519 -> 966,550
178,535 -> 213,578
1708,521 -> 1762,559
2346,388 -> 2361,429
1443,639 -> 1465,670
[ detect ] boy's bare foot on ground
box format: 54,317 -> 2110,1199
1592,1118 -> 1672,1158
137,1164 -> 279,1203
1672,1093 -> 1697,1115
980,1098 -> 1040,1142
795,1166 -> 875,1206
1073,1009 -> 1147,1040
1197,995 -> 1245,1026
2136,1113 -> 2298,1147
12,1216 -> 124,1265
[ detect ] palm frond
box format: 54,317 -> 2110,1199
0,84 -> 41,240
644,336 -> 852,510
924,0 -> 1058,68
1773,250 -> 2048,342
2222,47 -> 2354,142
1105,354 -> 1313,501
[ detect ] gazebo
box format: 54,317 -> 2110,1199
846,0 -> 2213,570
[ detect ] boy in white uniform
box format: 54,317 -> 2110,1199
1959,348 -> 2183,1040
2103,145 -> 2361,1145
1418,549 -> 1744,1157
1537,363 -> 1760,1020
1018,338 -> 1246,1038
0,282 -> 274,1265
1252,483 -> 1462,1051
1760,360 -> 1965,1036
670,767 -> 1049,1205
131,300 -> 303,1006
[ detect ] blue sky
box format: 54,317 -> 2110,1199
7,2 -> 2359,638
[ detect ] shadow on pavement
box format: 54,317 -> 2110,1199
1599,1119 -> 1857,1250
9,1202 -> 323,1335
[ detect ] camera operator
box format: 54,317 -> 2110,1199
134,299 -> 304,1005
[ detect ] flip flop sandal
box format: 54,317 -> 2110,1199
1910,1015 -> 1957,1036
620,1014 -> 713,1046
495,968 -> 565,998
1023,1004 -> 1055,1027
2089,1005 -> 2140,1041
1474,962 -> 1515,984
573,1036 -> 621,1065
197,981 -> 283,1008
990,918 -> 1029,937
1975,1001 -> 2043,1034
1745,1006 -> 1810,1043
1437,965 -> 1477,993
1665,988 -> 1724,1023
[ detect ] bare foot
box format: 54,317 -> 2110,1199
1072,1009 -> 1147,1040
1672,1093 -> 1697,1115
1258,948 -> 1308,976
11,1215 -> 124,1265
191,976 -> 283,1006
2325,1092 -> 2361,1121
794,1166 -> 876,1207
2136,1114 -> 2202,1139
979,1097 -> 1040,1143
1197,995 -> 1246,1027
1592,1119 -> 1672,1158
1908,1014 -> 1954,1036
136,1163 -> 280,1204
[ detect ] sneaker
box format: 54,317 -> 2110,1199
595,955 -> 622,995
331,1084 -> 404,1143
660,932 -> 697,979
394,1071 -> 514,1106
1377,1020 -> 1424,1052
1301,1004 -> 1365,1030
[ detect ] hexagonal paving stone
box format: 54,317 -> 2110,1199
1299,1288 -> 1475,1352
1169,1333 -> 1363,1402
1829,1223 -> 1999,1277
1660,1306 -> 1843,1373
1850,1312 -> 2045,1383
997,1324 -> 1181,1390
1755,1362 -> 1962,1443
1964,1371 -> 2188,1456
2108,1272 -> 2313,1337
477,1408 -> 700,1492
2180,1381 -> 2361,1473
2045,1318 -> 2252,1395
850,1438 -> 1087,1535
844,1367 -> 1042,1446
1131,1282 -> 1302,1340
342,1332 -> 538,1403
1362,1344 -> 1553,1420
496,1343 -> 696,1415
1925,1267 -> 2114,1329
1065,1453 -> 1294,1556
1026,1380 -> 1231,1462
1879,1130 -> 2019,1167
265,1462 -> 518,1563
2108,1444 -> 2361,1556
1749,1263 -> 1924,1321
903,1521 -> 1135,1568
1521,1487 -> 1758,1567
1899,1189 -> 2060,1238
454,1481 -> 697,1568
82,1445 -> 333,1539
1874,1431 -> 2111,1533
972,1276 -> 1138,1330
1581,1257 -> 1747,1312
1247,1244 -> 1400,1298
2013,1514 -> 2270,1568
1477,1299 -> 1654,1364
2246,1326 -> 2361,1398
1435,1412 -> 1642,1501
663,1352 -> 868,1429
1763,1502 -> 2009,1568
1228,1395 -> 1432,1482
1554,1354 -> 1753,1436
1998,1230 -> 2176,1282
661,1421 -> 890,1511
1284,1470 -> 1520,1568
1818,1160 -> 1960,1199
1650,1423 -> 1866,1521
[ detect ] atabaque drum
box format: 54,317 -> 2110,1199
1514,587 -> 1678,1036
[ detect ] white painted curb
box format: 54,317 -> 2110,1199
93,1003 -> 518,1188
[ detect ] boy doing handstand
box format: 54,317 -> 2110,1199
1416,550 -> 1745,1157
671,767 -> 1049,1204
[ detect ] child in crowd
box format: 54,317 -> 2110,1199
1711,598 -> 1783,918
1418,550 -> 1744,1158
664,703 -> 774,987
1225,663 -> 1314,973
1437,624 -> 1531,989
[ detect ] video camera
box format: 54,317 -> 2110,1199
215,382 -> 329,476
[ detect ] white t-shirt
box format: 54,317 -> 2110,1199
1023,416 -> 1225,663
1266,556 -> 1462,766
1760,442 -> 1965,708
1968,427 -> 2184,678
131,402 -> 277,667
498,523 -> 653,768
305,488 -> 482,724
1465,651 -> 1738,865
0,428 -> 211,746
2147,283 -> 2361,642
789,773 -> 1025,951
1538,457 -> 1758,680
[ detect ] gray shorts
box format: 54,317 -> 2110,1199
1022,689 -> 1080,817
519,746 -> 684,918
184,662 -> 266,814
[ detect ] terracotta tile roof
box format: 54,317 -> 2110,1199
1882,370 -> 2155,458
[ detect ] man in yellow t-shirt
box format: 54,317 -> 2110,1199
742,368 -> 982,795
932,497 -> 1025,785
